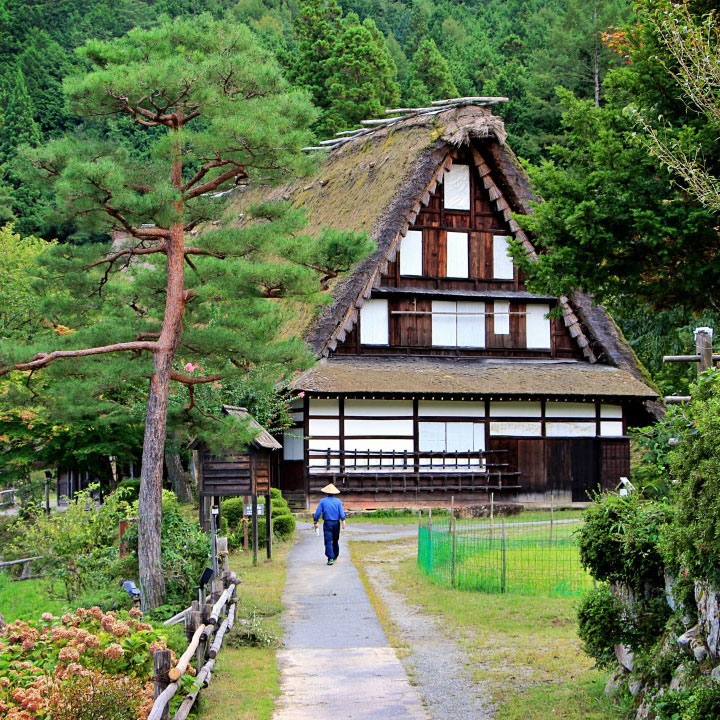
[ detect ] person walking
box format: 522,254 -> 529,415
313,483 -> 346,565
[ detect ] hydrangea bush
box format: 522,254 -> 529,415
0,606 -> 185,719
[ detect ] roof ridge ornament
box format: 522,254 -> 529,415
301,97 -> 510,152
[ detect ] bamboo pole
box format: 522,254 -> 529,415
208,585 -> 235,626
163,606 -> 191,627
171,658 -> 216,720
208,615 -> 230,659
168,624 -> 205,681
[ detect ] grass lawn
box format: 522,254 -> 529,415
0,572 -> 69,622
197,538 -> 292,720
350,540 -> 623,720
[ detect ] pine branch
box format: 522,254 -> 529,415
0,341 -> 158,377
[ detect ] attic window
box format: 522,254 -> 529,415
446,232 -> 469,278
399,230 -> 422,276
360,298 -> 389,345
526,303 -> 552,349
493,235 -> 515,280
443,164 -> 470,210
431,300 -> 485,348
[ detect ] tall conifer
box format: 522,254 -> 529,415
0,67 -> 41,164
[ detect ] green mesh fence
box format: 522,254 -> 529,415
417,517 -> 592,596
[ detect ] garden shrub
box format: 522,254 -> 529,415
269,487 -> 283,501
270,502 -> 291,519
115,477 -> 141,503
576,491 -> 670,592
221,497 -> 245,529
272,513 -> 296,540
49,672 -> 147,720
577,586 -> 627,668
0,606 -> 169,719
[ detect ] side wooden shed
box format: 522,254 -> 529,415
191,406 -> 282,531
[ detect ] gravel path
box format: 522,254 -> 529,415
353,528 -> 496,720
272,522 -> 428,720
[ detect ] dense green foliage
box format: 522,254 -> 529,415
576,586 -> 627,669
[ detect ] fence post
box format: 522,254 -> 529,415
451,515 -> 457,588
153,649 -> 172,720
490,492 -> 494,542
550,491 -> 555,543
501,519 -> 507,594
428,507 -> 433,573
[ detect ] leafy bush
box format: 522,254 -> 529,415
653,679 -> 720,720
115,477 -> 141,503
221,497 -> 245,529
272,513 -> 295,540
577,586 -> 626,669
49,672 -> 147,720
270,502 -> 291,519
662,372 -> 720,585
227,610 -> 279,648
269,488 -> 283,501
0,606 -> 170,719
576,492 -> 670,592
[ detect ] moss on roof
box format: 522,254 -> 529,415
291,357 -> 657,398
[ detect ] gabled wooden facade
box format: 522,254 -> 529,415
235,103 -> 658,509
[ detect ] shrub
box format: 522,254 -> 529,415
115,477 -> 141,503
49,672 -> 148,720
269,487 -> 283,501
577,586 -> 626,669
662,371 -> 720,585
653,678 -> 720,720
270,502 -> 291,519
576,492 -> 670,592
272,513 -> 295,540
221,498 -> 245,529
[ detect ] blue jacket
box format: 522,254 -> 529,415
314,496 -> 346,523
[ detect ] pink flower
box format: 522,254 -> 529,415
184,362 -> 199,373
298,391 -> 305,398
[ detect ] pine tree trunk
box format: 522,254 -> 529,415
138,141 -> 187,608
0,611 -> 6,632
165,449 -> 193,503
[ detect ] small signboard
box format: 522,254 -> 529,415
244,504 -> 265,517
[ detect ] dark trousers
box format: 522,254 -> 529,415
323,520 -> 341,559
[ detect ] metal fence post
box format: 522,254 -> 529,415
501,519 -> 507,594
451,515 -> 457,588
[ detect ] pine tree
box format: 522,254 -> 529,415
1,15 -> 372,608
406,38 -> 457,106
0,67 -> 41,164
323,14 -> 400,134
291,0 -> 343,110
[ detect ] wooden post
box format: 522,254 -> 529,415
153,650 -> 172,720
210,506 -> 219,579
44,471 -> 51,515
243,498 -> 249,551
696,328 -> 713,373
266,492 -> 272,560
252,493 -> 258,567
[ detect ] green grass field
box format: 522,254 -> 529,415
0,573 -> 69,622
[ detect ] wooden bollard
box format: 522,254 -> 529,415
153,649 -> 172,720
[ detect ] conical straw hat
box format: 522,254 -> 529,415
320,483 -> 340,494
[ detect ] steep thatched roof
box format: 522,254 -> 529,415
221,406 -> 282,450
230,103 -> 658,410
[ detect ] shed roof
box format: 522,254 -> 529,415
291,357 -> 657,399
221,406 -> 282,450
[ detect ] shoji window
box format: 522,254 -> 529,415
399,229 -> 423,276
282,429 -> 304,460
601,404 -> 624,436
494,300 -> 510,334
359,298 -> 389,345
526,303 -> 551,349
443,164 -> 471,210
418,421 -> 485,467
493,235 -> 515,279
431,301 -> 485,347
546,401 -> 596,434
446,232 -> 469,278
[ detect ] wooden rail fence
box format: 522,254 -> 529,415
148,542 -> 239,720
